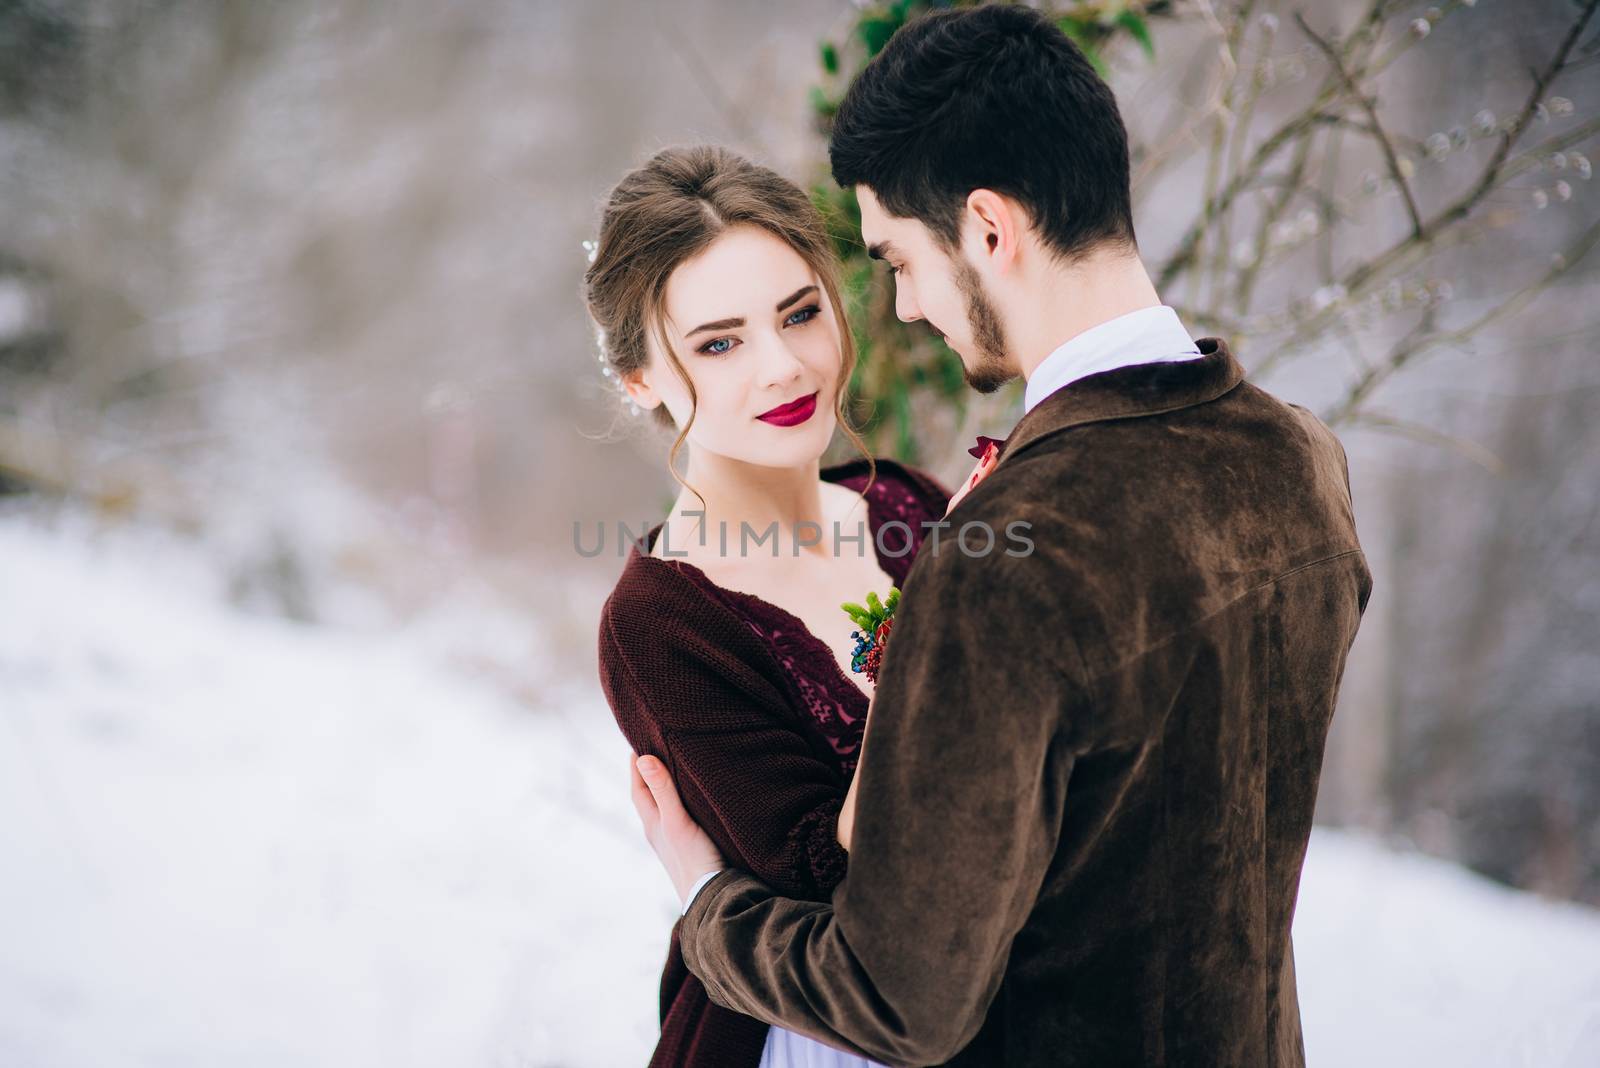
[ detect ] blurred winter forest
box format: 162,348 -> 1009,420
2,0 -> 1599,1064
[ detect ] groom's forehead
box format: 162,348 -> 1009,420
854,185 -> 895,240
855,185 -> 936,256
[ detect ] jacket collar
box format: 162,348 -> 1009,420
996,336 -> 1244,467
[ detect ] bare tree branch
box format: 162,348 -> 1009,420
1295,9 -> 1424,239
1324,214 -> 1600,426
1453,0 -> 1600,219
1233,125 -> 1318,316
1255,0 -> 1600,384
1344,410 -> 1509,474
1155,0 -> 1399,291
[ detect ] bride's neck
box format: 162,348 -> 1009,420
663,450 -> 832,557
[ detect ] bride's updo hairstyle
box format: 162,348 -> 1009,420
583,145 -> 873,504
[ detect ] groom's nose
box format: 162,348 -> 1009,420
894,280 -> 923,324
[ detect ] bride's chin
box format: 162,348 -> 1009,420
743,437 -> 837,471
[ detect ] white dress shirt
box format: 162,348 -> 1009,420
679,305 -> 1199,1068
682,871 -> 720,917
1022,303 -> 1201,415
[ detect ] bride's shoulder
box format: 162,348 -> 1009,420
603,537 -> 698,616
601,532 -> 746,633
598,550 -> 773,695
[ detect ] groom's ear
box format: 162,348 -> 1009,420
964,188 -> 1024,274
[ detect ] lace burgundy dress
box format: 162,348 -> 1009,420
679,460 -> 943,776
596,456 -> 952,1068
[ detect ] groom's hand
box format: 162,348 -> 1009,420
629,752 -> 726,907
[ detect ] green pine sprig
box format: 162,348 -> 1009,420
841,585 -> 900,633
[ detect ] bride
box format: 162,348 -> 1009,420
588,144 -> 969,1068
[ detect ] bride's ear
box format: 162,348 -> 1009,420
621,369 -> 663,412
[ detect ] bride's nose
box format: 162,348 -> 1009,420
753,334 -> 805,390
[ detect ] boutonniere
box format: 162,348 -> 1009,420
839,434 -> 1007,683
841,587 -> 900,684
968,434 -> 1006,461
944,434 -> 1006,517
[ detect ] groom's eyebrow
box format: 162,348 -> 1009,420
866,241 -> 898,261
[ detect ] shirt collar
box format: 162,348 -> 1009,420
1022,305 -> 1201,415
999,335 -> 1243,466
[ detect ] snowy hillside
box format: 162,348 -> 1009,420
2,508 -> 1596,1067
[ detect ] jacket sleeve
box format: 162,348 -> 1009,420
598,588 -> 851,901
675,522 -> 1083,1066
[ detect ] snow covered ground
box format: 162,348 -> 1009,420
2,506 -> 1597,1067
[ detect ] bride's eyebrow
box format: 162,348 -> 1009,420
686,285 -> 820,338
686,316 -> 744,339
775,284 -> 818,312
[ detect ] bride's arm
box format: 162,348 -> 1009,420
836,692 -> 875,851
600,597 -> 852,902
836,762 -> 858,852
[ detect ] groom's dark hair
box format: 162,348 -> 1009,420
829,3 -> 1136,264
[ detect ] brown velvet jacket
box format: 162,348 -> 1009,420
679,337 -> 1373,1067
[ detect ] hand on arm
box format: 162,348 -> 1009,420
629,752 -> 725,908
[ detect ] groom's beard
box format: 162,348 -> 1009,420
953,257 -> 1014,394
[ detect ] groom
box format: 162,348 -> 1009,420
631,7 -> 1371,1066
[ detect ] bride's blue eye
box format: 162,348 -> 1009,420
698,336 -> 737,356
785,304 -> 822,327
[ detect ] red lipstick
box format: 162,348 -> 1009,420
756,391 -> 819,427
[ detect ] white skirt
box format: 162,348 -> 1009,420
759,1023 -> 890,1068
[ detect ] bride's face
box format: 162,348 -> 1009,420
624,225 -> 842,468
